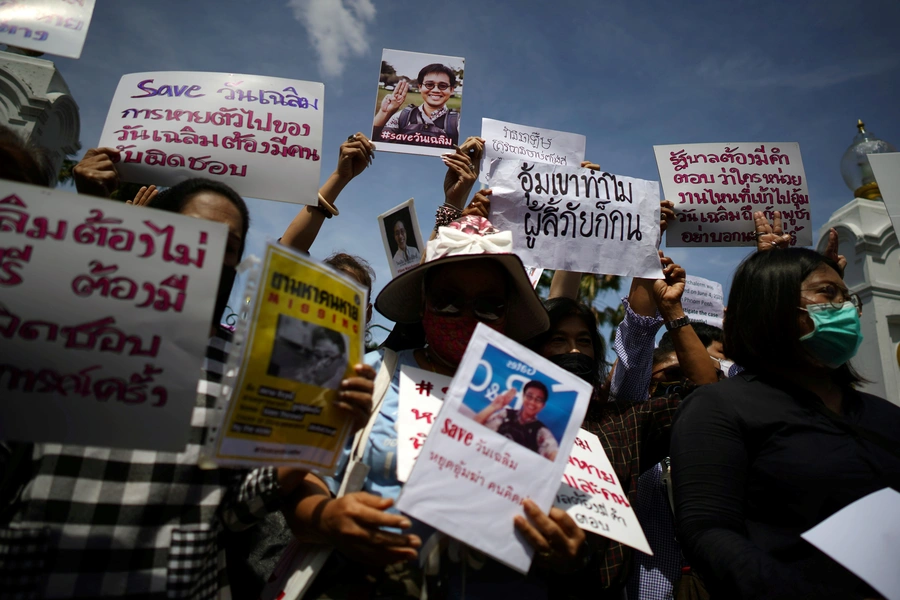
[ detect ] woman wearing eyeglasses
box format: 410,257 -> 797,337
671,248 -> 900,599
282,215 -> 595,598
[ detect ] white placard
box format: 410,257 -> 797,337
397,366 -> 451,482
0,180 -> 226,451
802,487 -> 900,600
868,153 -> 900,239
480,118 -> 586,184
654,142 -> 811,247
555,430 -> 652,555
377,198 -> 425,278
397,323 -> 592,573
489,160 -> 664,278
0,0 -> 96,59
681,275 -> 724,328
98,72 -> 324,205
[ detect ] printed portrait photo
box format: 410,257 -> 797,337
378,198 -> 425,278
372,48 -> 465,157
267,314 -> 349,390
458,343 -> 577,461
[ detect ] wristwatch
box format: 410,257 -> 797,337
664,315 -> 691,331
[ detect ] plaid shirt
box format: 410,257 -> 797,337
0,327 -> 281,599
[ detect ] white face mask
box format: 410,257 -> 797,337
717,358 -> 735,376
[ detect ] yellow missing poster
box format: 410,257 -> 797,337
209,243 -> 366,473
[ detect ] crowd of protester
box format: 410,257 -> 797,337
1,119 -> 898,600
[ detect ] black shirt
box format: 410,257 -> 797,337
671,372 -> 900,600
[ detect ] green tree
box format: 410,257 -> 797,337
536,272 -> 624,341
381,61 -> 396,76
56,157 -> 78,186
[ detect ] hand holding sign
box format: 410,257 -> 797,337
74,147 -> 121,198
336,133 -> 376,183
514,499 -> 587,573
653,256 -> 687,312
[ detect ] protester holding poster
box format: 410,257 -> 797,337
0,175 -> 377,598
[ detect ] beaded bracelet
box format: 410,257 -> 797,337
317,193 -> 339,219
434,203 -> 462,230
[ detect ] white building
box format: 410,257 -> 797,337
0,49 -> 80,180
817,120 -> 899,405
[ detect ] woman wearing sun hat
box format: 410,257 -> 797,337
280,214 -> 590,598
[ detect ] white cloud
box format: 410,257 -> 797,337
286,0 -> 376,78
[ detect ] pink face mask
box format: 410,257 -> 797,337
422,312 -> 504,366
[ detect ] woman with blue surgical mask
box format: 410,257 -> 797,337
670,247 -> 900,599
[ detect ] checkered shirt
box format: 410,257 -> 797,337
570,394 -> 680,593
610,297 -> 663,403
0,327 -> 281,599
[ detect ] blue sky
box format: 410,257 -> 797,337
41,0 -> 900,344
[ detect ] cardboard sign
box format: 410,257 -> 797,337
555,430 -> 652,555
98,72 -> 324,204
489,160 -> 663,278
0,0 -> 96,59
654,142 -> 811,247
377,198 -> 425,278
372,49 -> 465,157
0,180 -> 226,451
681,275 -> 724,328
397,324 -> 592,573
481,118 -> 586,184
207,242 -> 366,474
397,366 -> 451,482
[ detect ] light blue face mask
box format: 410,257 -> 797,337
799,301 -> 863,368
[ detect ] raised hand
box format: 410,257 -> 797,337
514,499 -> 588,573
580,160 -> 601,170
336,363 -> 375,434
653,254 -> 687,312
335,133 -> 375,184
74,147 -> 121,198
442,138 -> 483,208
754,210 -> 791,252
822,227 -> 848,277
462,188 -> 491,218
660,200 -> 675,235
380,80 -> 408,116
127,184 -> 158,207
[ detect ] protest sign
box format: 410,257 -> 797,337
372,49 -> 465,157
397,323 -> 592,573
555,430 -> 652,555
525,266 -> 544,289
489,160 -> 664,278
97,72 -> 324,204
868,153 -> 900,239
207,242 -> 366,473
480,118 -> 586,184
0,180 -> 226,451
377,198 -> 425,278
654,142 -> 811,247
681,275 -> 724,328
802,488 -> 900,600
0,0 -> 96,59
397,366 -> 451,482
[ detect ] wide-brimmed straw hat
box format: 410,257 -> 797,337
374,216 -> 549,342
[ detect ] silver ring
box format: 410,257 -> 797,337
347,134 -> 355,142
770,241 -> 778,247
468,163 -> 476,171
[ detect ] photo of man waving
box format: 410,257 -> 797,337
473,380 -> 560,460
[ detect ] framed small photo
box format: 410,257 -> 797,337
372,48 -> 465,157
378,198 -> 426,278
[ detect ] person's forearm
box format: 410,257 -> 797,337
473,405 -> 499,425
373,110 -> 393,128
281,474 -> 335,545
658,302 -> 719,385
281,172 -> 348,253
549,271 -> 581,300
609,298 -> 663,402
628,277 -> 658,317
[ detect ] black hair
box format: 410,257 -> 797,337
311,326 -> 346,354
523,380 -> 549,402
528,297 -> 609,385
325,253 -> 375,292
417,63 -> 457,88
656,322 -> 724,364
148,178 -> 250,258
724,248 -> 863,386
0,125 -> 54,187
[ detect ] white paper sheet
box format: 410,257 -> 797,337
654,142 -> 812,247
480,118 -> 586,184
0,180 -> 226,451
397,366 -> 451,482
98,72 -> 324,205
868,153 -> 900,240
681,275 -> 724,328
802,487 -> 900,600
0,0 -> 96,59
397,324 -> 592,573
489,160 -> 663,278
555,430 -> 652,555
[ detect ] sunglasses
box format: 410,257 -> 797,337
426,290 -> 506,322
422,81 -> 451,91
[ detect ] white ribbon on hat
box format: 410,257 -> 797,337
425,226 -> 514,262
